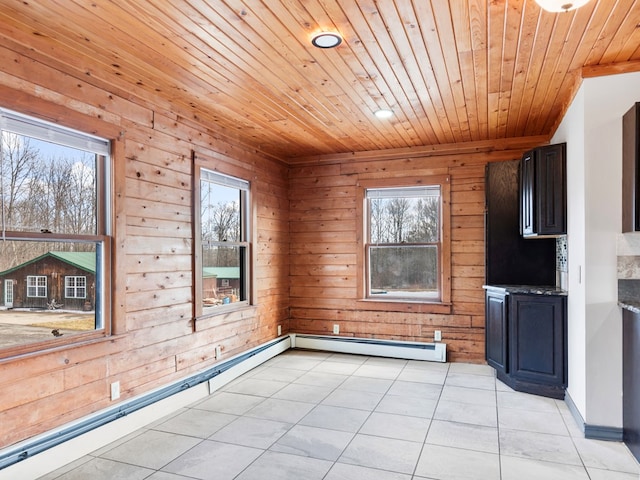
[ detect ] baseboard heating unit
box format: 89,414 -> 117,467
291,334 -> 447,362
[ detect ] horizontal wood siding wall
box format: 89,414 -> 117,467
0,45 -> 289,448
289,152 -> 526,363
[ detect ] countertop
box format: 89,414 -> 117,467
619,300 -> 640,314
483,285 -> 568,296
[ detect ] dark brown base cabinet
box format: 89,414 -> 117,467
485,288 -> 567,399
623,308 -> 640,462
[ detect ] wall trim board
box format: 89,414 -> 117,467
0,335 -> 291,479
565,390 -> 624,441
291,334 -> 447,362
584,425 -> 624,442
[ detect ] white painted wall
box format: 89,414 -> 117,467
552,87 -> 586,418
552,71 -> 640,428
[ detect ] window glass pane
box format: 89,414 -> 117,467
198,167 -> 249,314
0,240 -> 101,350
201,182 -> 241,242
368,188 -> 440,243
369,245 -> 439,299
202,245 -> 246,309
1,134 -> 97,234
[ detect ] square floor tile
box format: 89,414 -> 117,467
339,434 -> 422,474
299,404 -> 370,433
386,380 -> 442,399
498,407 -> 569,436
448,363 -> 495,376
352,364 -> 403,380
194,392 -> 265,415
271,383 -> 333,403
500,455 -> 590,480
223,377 -> 289,397
338,376 -> 393,393
325,462 -> 412,480
249,366 -> 305,383
573,437 -> 640,473
440,385 -> 496,407
415,443 -> 500,480
209,416 -> 291,448
375,393 -> 437,419
499,429 -> 582,465
152,409 -> 237,438
270,424 -> 354,461
313,361 -> 361,375
497,390 -> 559,412
445,372 -> 496,390
322,388 -> 384,411
359,412 -> 430,442
162,440 -> 263,479
245,398 -> 315,423
396,368 -> 447,385
426,419 -> 499,454
293,371 -> 348,388
434,399 -> 497,427
235,450 -> 332,480
100,430 -> 201,470
586,467 -> 640,480
44,457 -> 154,480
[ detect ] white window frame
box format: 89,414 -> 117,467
65,276 -> 87,299
0,107 -> 111,356
193,161 -> 251,318
27,275 -> 47,298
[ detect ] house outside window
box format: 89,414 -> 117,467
26,276 -> 47,298
358,175 -> 451,310
0,107 -> 111,355
194,164 -> 250,316
65,276 -> 87,299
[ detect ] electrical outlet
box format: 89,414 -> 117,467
277,325 -> 282,336
110,381 -> 120,401
434,330 -> 442,342
215,345 -> 222,359
333,324 -> 340,335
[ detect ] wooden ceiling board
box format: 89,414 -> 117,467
0,0 -> 637,162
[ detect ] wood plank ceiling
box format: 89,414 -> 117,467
0,0 -> 638,162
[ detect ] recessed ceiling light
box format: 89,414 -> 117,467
311,32 -> 343,49
534,0 -> 591,12
374,109 -> 393,119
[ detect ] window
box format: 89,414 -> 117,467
27,276 -> 47,298
194,164 -> 250,316
358,176 -> 451,309
0,107 -> 110,354
65,276 -> 87,299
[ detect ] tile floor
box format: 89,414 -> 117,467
40,350 -> 639,480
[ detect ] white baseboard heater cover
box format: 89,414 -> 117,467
291,334 -> 447,362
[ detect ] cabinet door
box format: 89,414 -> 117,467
485,290 -> 508,373
535,144 -> 567,235
623,309 -> 640,462
509,294 -> 566,387
520,150 -> 535,236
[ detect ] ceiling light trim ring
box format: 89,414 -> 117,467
311,32 -> 343,49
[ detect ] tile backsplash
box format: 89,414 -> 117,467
556,236 -> 568,273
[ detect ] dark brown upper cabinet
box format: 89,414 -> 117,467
623,103 -> 640,233
520,143 -> 567,238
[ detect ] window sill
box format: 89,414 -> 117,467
0,331 -> 125,366
356,299 -> 452,314
195,304 -> 258,331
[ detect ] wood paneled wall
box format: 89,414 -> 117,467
0,45 -> 289,448
289,149 -> 536,363
0,36 -> 545,451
